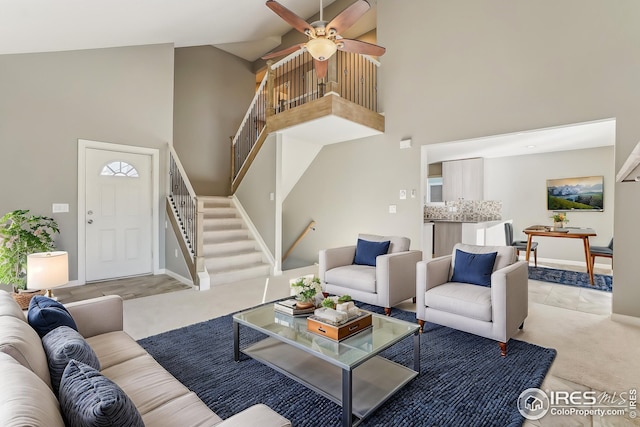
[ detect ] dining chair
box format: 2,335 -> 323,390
504,222 -> 538,267
590,238 -> 613,269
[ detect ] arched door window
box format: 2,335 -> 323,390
100,161 -> 139,177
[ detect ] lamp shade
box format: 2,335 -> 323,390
27,251 -> 69,290
306,37 -> 337,61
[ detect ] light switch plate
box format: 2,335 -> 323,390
52,203 -> 69,213
389,204 -> 397,214
400,139 -> 412,149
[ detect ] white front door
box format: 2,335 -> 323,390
84,148 -> 152,282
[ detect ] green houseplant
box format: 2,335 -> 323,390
0,209 -> 60,291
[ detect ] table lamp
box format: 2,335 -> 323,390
27,251 -> 69,300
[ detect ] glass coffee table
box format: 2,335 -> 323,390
233,304 -> 420,427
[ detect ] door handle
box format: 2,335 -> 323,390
87,219 -> 94,224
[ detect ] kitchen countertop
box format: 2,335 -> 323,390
425,219 -> 503,224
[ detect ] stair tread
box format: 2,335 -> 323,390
205,248 -> 262,259
172,196 -> 272,287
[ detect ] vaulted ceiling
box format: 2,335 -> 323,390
0,0 -> 376,61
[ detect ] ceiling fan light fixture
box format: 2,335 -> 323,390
306,37 -> 337,61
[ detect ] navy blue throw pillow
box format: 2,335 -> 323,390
28,296 -> 78,338
353,239 -> 391,267
450,250 -> 498,287
59,360 -> 144,427
42,326 -> 101,395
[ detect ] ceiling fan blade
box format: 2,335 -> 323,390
337,39 -> 386,56
315,59 -> 328,79
326,0 -> 370,35
261,43 -> 304,60
266,1 -> 315,35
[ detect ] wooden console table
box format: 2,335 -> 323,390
523,227 -> 597,285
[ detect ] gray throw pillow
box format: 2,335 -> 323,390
59,359 -> 144,427
41,326 -> 100,394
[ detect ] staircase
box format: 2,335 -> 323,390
168,50 -> 383,289
199,196 -> 271,286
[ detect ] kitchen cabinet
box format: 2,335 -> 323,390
442,158 -> 484,201
431,219 -> 507,258
433,222 -> 462,257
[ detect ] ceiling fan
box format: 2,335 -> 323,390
262,0 -> 386,79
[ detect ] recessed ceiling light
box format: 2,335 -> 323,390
527,145 -> 536,149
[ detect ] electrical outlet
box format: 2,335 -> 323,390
411,189 -> 417,198
399,189 -> 407,200
389,205 -> 397,214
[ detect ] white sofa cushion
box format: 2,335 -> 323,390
0,352 -> 65,427
143,392 -> 222,426
0,316 -> 52,388
324,264 -> 376,293
0,291 -> 27,321
86,331 -> 148,370
359,233 -> 410,253
424,282 -> 492,322
452,243 -> 516,272
101,352 -> 192,415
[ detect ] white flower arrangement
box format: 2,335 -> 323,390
290,275 -> 322,302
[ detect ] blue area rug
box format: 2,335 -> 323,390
138,304 -> 556,427
528,266 -> 612,292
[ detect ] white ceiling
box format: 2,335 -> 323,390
0,0 -> 364,61
425,119 -> 616,163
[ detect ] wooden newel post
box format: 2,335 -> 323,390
267,60 -> 276,117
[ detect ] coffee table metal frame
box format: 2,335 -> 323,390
233,304 -> 420,427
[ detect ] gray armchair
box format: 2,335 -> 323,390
319,234 -> 422,315
416,243 -> 528,356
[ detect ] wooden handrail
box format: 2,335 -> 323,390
283,221 -> 316,262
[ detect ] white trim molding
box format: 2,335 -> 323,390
611,313 -> 640,327
77,139 -> 160,284
230,195 -> 276,272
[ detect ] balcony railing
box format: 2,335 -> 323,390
230,49 -> 380,190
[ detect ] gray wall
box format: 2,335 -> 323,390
282,0 -> 640,318
283,134 -> 422,263
485,146 -> 614,264
164,222 -> 192,281
174,46 -> 255,195
236,134 -> 278,256
0,44 -> 175,281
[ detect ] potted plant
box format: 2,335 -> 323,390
551,212 -> 568,229
290,275 -> 322,309
0,210 -> 60,305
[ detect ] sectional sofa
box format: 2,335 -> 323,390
0,290 -> 290,426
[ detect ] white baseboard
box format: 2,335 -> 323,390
518,256 -> 612,271
158,269 -> 195,289
59,280 -> 82,288
230,195 -> 276,268
611,313 -> 640,327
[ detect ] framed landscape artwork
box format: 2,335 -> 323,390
547,176 -> 604,211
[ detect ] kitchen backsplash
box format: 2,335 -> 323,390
424,200 -> 502,222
